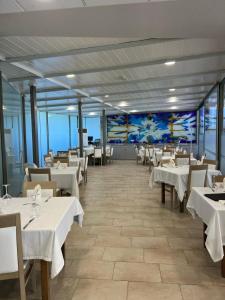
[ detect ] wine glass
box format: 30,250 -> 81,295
2,184 -> 12,200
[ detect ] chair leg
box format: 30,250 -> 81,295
19,273 -> 26,300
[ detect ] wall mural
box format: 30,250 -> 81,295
107,111 -> 196,144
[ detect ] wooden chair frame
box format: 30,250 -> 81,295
53,157 -> 69,165
0,213 -> 33,300
28,168 -> 51,182
175,154 -> 190,166
23,181 -> 58,197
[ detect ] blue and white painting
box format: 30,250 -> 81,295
107,111 -> 196,144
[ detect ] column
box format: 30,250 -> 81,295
30,84 -> 39,166
21,94 -> 28,163
78,101 -> 83,158
0,72 -> 7,185
102,109 -> 107,165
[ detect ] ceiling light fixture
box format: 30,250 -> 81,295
89,112 -> 96,116
105,95 -> 109,98
169,88 -> 176,92
168,97 -> 177,103
66,74 -> 75,78
130,110 -> 138,113
67,106 -> 76,111
164,61 -> 176,66
118,101 -> 128,107
171,106 -> 178,110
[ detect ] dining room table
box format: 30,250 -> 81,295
50,166 -> 81,198
69,157 -> 85,170
187,187 -> 225,277
152,150 -> 197,166
149,165 -> 221,211
0,195 -> 84,299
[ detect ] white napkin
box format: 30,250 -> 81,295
169,158 -> 175,168
183,150 -> 187,154
197,160 -> 202,165
219,200 -> 225,206
56,160 -> 61,169
25,167 -> 29,176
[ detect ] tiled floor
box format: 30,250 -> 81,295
1,160 -> 225,299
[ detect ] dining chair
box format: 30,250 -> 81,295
76,161 -> 81,184
213,175 -> 225,182
44,154 -> 53,167
28,168 -> 51,182
93,148 -> 102,166
175,154 -> 190,166
162,150 -> 173,157
135,147 -> 141,164
179,164 -> 208,213
203,159 -> 217,170
160,159 -> 172,167
81,156 -> 88,183
69,150 -> 78,158
0,213 -> 34,300
53,157 -> 69,167
22,181 -> 58,197
57,151 -> 69,157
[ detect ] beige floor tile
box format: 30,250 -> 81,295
89,225 -> 121,236
64,259 -> 114,279
160,264 -> 201,284
184,249 -> 217,267
95,236 -> 131,248
113,218 -> 144,226
121,226 -> 154,237
181,284 -> 225,300
144,248 -> 187,265
72,279 -> 128,300
127,282 -> 183,300
52,277 -> 79,300
103,247 -> 143,262
66,247 -> 104,260
168,238 -> 202,250
132,237 -> 168,248
113,262 -> 161,282
154,227 -> 190,238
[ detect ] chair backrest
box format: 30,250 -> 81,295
0,213 -> 23,275
84,156 -> 88,171
187,165 -> 208,196
213,175 -> 225,183
94,148 -> 102,158
69,150 -> 78,157
175,154 -> 190,166
160,159 -> 171,167
203,159 -> 217,170
53,157 -> 69,165
28,168 -> 51,182
162,150 -> 172,156
57,151 -> 68,157
77,162 -> 81,183
23,181 -> 57,197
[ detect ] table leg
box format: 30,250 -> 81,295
222,247 -> 225,278
62,243 -> 66,260
179,201 -> 184,213
161,182 -> 165,204
170,186 -> 174,208
203,223 -> 207,248
40,260 -> 51,300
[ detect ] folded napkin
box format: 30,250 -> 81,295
25,167 -> 29,176
56,160 -> 61,169
197,160 -> 202,165
27,184 -> 42,201
169,158 -> 175,168
219,200 -> 225,205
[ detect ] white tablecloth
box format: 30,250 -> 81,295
51,166 -> 80,197
84,146 -> 94,156
69,157 -> 85,171
153,151 -> 196,166
187,187 -> 225,262
149,165 -> 221,201
0,196 -> 84,278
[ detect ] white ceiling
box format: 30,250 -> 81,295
0,0 -> 224,115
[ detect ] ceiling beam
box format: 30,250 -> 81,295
58,68 -> 225,90
88,82 -> 214,98
4,38 -> 178,63
8,50 -> 225,82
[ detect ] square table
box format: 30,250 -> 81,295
187,187 -> 225,277
149,165 -> 221,211
0,196 -> 84,299
50,166 -> 81,197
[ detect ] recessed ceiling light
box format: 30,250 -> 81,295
130,110 -> 138,113
118,101 -> 128,107
171,106 -> 178,110
168,97 -> 177,103
88,112 -> 96,116
105,95 -> 109,98
169,88 -> 176,92
66,74 -> 75,78
3,106 -> 6,110
67,106 -> 76,111
164,61 -> 176,66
